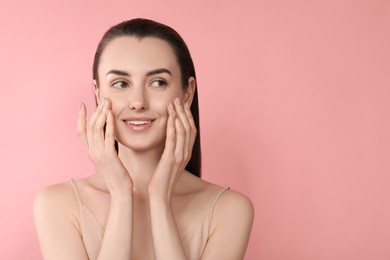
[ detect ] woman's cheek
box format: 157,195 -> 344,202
109,96 -> 126,113
156,100 -> 170,116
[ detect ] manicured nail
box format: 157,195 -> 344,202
185,102 -> 191,110
79,103 -> 83,111
100,97 -> 106,105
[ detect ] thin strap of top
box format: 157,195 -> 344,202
208,186 -> 230,225
183,185 -> 230,239
208,185 -> 230,231
69,178 -> 83,206
211,186 -> 230,211
68,179 -> 103,258
69,178 -> 84,229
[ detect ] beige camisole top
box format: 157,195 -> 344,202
69,179 -> 229,260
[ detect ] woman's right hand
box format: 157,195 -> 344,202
77,98 -> 133,195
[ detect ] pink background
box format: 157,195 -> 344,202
1,0 -> 389,259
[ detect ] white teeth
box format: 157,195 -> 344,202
127,120 -> 151,125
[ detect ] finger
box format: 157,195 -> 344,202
93,100 -> 108,149
184,101 -> 197,149
87,98 -> 106,150
174,98 -> 192,159
174,98 -> 190,130
174,113 -> 186,169
161,108 -> 176,165
105,109 -> 115,151
88,98 -> 106,129
77,103 -> 89,150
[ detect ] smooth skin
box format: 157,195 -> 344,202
34,37 -> 254,260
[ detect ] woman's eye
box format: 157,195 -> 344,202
150,79 -> 167,89
112,81 -> 128,89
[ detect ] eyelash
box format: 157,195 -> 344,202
111,79 -> 168,89
150,79 -> 167,89
112,81 -> 128,89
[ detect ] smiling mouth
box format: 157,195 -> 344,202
126,120 -> 152,126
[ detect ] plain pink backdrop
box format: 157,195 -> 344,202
1,0 -> 389,259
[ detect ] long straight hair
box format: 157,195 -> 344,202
92,18 -> 201,177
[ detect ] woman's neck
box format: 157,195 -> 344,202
117,143 -> 164,195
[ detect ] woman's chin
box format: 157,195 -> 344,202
116,138 -> 165,153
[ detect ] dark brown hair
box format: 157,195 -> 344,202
92,18 -> 201,177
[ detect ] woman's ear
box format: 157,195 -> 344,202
93,80 -> 100,104
184,77 -> 196,107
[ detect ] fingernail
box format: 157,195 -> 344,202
185,102 -> 191,109
101,97 -> 106,105
79,103 -> 83,111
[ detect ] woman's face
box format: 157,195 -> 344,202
96,36 -> 194,151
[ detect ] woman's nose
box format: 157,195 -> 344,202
129,87 -> 148,111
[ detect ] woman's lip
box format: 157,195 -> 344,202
122,117 -> 155,121
123,118 -> 155,131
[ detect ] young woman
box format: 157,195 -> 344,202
34,18 -> 254,260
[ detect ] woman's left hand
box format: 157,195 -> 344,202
147,97 -> 197,202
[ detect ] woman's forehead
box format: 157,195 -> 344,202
99,36 -> 180,76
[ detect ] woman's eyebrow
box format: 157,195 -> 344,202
105,68 -> 172,77
146,68 -> 172,76
106,69 -> 130,76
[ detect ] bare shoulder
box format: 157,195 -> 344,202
180,172 -> 253,204
178,171 -> 222,195
184,175 -> 254,259
33,180 -> 79,228
213,188 -> 254,227
217,188 -> 254,213
178,172 -> 254,219
34,180 -> 77,205
34,180 -> 91,259
37,179 -> 75,196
